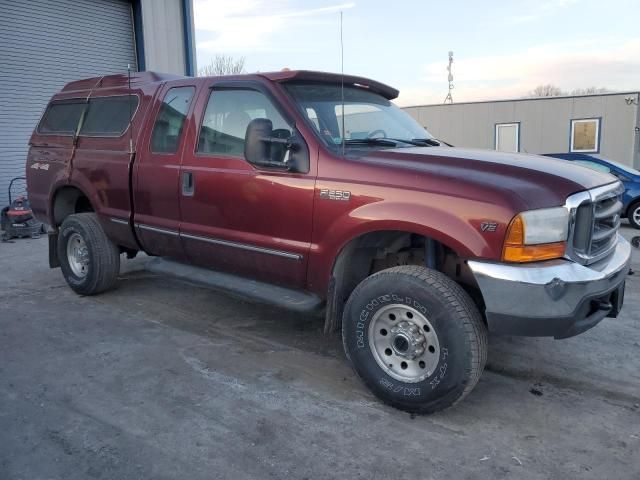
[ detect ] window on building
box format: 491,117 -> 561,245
495,123 -> 519,152
197,89 -> 291,158
38,100 -> 85,135
570,118 -> 600,152
151,87 -> 195,153
80,95 -> 139,137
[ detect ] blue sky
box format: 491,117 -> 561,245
193,0 -> 640,105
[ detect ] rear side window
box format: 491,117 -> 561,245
151,87 -> 195,153
38,101 -> 85,135
80,95 -> 139,137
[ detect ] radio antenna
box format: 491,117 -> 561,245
340,11 -> 345,157
444,51 -> 454,104
127,63 -> 134,154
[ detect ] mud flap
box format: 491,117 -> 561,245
49,231 -> 60,268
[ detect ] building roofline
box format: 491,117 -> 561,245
402,91 -> 640,109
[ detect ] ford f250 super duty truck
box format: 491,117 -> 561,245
26,71 -> 631,413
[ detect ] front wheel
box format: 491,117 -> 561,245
628,201 -> 640,229
58,213 -> 120,295
342,265 -> 487,414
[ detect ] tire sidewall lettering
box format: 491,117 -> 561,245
353,292 -> 451,398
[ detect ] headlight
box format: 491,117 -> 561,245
502,207 -> 569,262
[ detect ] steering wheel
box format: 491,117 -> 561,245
367,129 -> 387,139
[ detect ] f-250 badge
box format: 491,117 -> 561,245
480,221 -> 498,232
320,189 -> 351,201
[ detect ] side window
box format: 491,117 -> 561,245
197,89 -> 291,157
151,87 -> 195,153
38,101 -> 85,135
80,95 -> 139,136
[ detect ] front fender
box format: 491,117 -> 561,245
306,198 -> 514,295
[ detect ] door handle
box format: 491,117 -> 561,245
182,171 -> 194,196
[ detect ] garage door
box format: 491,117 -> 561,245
0,0 -> 137,208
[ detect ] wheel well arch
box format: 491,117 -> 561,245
51,186 -> 94,227
627,197 -> 640,216
323,229 -> 483,333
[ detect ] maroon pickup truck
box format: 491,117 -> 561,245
26,70 -> 631,413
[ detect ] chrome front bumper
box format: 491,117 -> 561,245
468,236 -> 631,338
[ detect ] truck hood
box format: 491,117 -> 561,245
360,146 -> 617,211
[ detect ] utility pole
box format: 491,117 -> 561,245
444,51 -> 454,104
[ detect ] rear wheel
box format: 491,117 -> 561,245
58,213 -> 120,295
342,265 -> 487,414
628,201 -> 640,229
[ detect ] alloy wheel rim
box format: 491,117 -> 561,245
633,206 -> 640,225
66,232 -> 89,278
368,304 -> 440,383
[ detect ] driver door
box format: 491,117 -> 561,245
178,82 -> 315,288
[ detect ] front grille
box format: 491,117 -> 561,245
567,182 -> 623,265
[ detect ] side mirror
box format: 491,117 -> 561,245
244,118 -> 291,170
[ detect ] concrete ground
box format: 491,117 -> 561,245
1,226 -> 639,480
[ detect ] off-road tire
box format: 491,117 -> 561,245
342,265 -> 488,414
628,200 -> 640,230
58,213 -> 120,295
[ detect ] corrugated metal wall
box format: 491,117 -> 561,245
0,0 -> 137,207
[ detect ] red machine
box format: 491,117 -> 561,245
1,177 -> 44,241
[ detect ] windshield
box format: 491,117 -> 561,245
284,83 -> 435,149
595,156 -> 640,176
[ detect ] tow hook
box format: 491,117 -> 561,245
595,300 -> 612,311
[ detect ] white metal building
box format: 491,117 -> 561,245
404,92 -> 640,168
0,0 -> 196,206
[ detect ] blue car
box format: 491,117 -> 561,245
544,153 -> 640,229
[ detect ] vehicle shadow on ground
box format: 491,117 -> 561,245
102,264 -> 638,410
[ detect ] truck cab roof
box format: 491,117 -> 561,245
59,70 -> 399,100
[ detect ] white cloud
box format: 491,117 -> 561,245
194,0 -> 354,53
396,38 -> 640,106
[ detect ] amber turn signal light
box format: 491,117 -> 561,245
502,214 -> 566,263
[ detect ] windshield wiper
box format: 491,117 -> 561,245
342,137 -> 442,148
343,138 -> 400,147
377,137 -> 442,147
409,138 -> 441,146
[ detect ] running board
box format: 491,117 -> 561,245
145,258 -> 324,314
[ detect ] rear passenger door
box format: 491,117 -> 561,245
178,82 -> 316,288
133,84 -> 196,258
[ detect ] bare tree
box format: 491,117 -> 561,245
528,84 -> 565,97
198,55 -> 246,77
570,87 -> 613,95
